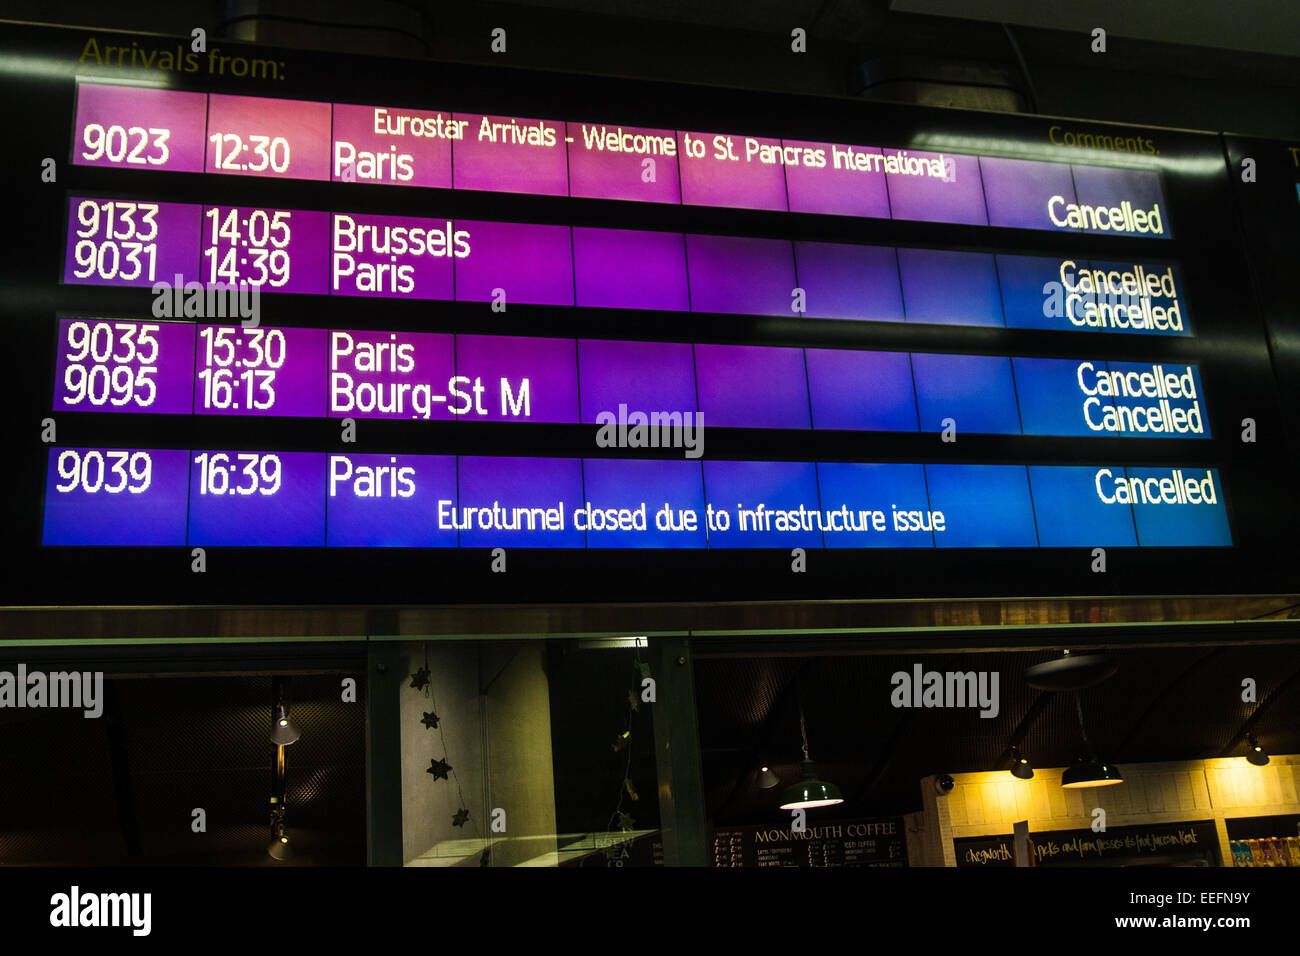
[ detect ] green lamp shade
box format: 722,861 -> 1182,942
778,760 -> 844,809
1061,753 -> 1124,788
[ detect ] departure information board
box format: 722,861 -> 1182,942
0,21 -> 1293,605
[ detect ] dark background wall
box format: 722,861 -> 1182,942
3,0 -> 1297,138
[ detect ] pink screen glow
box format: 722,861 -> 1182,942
72,82 -> 1170,236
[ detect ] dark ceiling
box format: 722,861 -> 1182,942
2,0 -> 1297,136
0,671 -> 365,865
693,642 -> 1300,825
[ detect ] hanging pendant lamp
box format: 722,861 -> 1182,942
778,703 -> 843,810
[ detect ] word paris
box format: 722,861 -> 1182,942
50,886 -> 151,936
0,664 -> 103,718
890,665 -> 1000,718
595,405 -> 704,459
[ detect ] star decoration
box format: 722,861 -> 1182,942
627,689 -> 639,712
427,757 -> 452,780
452,807 -> 470,827
409,666 -> 431,691
616,812 -> 635,831
420,711 -> 440,730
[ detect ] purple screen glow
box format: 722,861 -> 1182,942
54,318 -> 196,415
62,197 -> 1188,336
331,103 -> 453,188
39,450 -> 1232,549
451,113 -> 568,196
205,93 -> 331,181
73,83 -> 207,173
567,122 -> 682,204
65,196 -> 201,287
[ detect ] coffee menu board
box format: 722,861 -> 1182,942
712,819 -> 906,867
955,821 -> 1220,867
0,21 -> 1296,606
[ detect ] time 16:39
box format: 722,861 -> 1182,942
193,452 -> 283,495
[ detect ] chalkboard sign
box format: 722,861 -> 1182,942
711,818 -> 906,868
956,820 -> 1219,867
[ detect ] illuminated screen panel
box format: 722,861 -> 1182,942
47,317 -> 1216,440
53,318 -> 196,415
60,196 -> 1192,337
69,82 -> 1172,238
325,453 -> 459,547
451,113 -> 568,196
693,344 -> 811,429
577,339 -> 697,424
42,447 -> 190,546
580,459 -> 708,549
911,353 -> 1021,434
187,450 -> 326,546
72,82 -> 207,173
1028,465 -> 1139,547
923,464 -> 1038,548
454,334 -> 578,423
814,462 -> 934,548
794,241 -> 904,322
327,329 -> 456,421
565,122 -> 682,204
898,249 -> 1003,327
20,36 -> 1277,608
195,324 -> 328,417
455,456 -> 586,548
804,348 -> 917,432
330,103 -> 454,188
329,212 -> 458,299
204,93 -> 331,181
39,452 -> 1233,549
65,197 -> 201,287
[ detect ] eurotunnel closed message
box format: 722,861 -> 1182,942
42,452 -> 1229,548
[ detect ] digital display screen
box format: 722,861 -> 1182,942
61,196 -> 1193,335
40,450 -> 1231,550
71,82 -> 1173,238
13,22 -> 1285,606
46,318 -> 1212,438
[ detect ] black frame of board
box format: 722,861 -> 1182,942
1,20 -> 1295,609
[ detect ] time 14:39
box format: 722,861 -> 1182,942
193,452 -> 282,495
